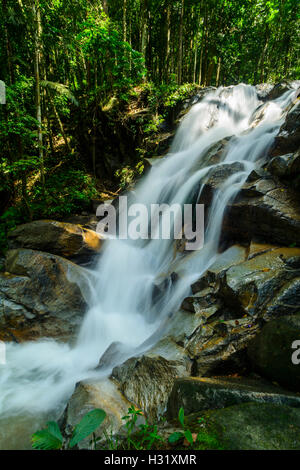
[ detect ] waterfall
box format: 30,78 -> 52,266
0,84 -> 297,446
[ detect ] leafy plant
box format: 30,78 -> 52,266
168,408 -> 222,449
32,408 -> 106,450
119,405 -> 163,450
168,407 -> 194,446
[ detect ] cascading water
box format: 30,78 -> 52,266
0,84 -> 298,448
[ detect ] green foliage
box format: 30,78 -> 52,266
118,406 -> 163,451
32,406 -> 224,451
32,408 -> 107,450
77,14 -> 146,104
69,409 -> 106,448
0,207 -> 25,254
30,167 -> 98,218
115,161 -> 145,189
168,407 -> 223,450
0,0 -> 299,253
32,421 -> 63,450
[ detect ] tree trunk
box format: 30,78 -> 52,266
123,0 -> 127,42
165,4 -> 171,82
33,0 -> 45,188
177,0 -> 184,85
216,57 -> 221,86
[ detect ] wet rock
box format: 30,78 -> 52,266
198,162 -> 246,208
255,83 -> 274,101
271,96 -> 300,156
62,214 -> 100,231
96,341 -> 133,371
223,173 -> 300,246
62,378 -> 133,449
219,246 -> 300,320
267,150 -> 300,178
186,318 -> 259,376
167,376 -> 300,419
8,220 -> 102,265
0,249 -> 94,341
248,314 -> 300,392
159,244 -> 300,377
111,354 -> 189,422
191,137 -> 232,173
267,80 -> 300,101
196,402 -> 300,450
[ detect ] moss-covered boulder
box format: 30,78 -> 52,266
248,314 -> 300,391
196,402 -> 300,450
167,376 -> 300,419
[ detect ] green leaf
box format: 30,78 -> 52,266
32,421 -> 63,450
184,429 -> 194,445
46,421 -> 63,442
168,432 -> 184,444
69,408 -> 106,448
178,407 -> 185,427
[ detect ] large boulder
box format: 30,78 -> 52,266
248,314 -> 300,392
218,245 -> 300,320
61,378 -> 134,449
254,80 -> 299,103
167,376 -> 300,419
270,97 -> 300,157
187,402 -> 300,450
8,220 -> 102,264
223,170 -> 300,246
111,354 -> 190,422
267,149 -> 300,179
0,249 -> 94,341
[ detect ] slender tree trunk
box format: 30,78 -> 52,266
165,4 -> 171,82
177,0 -> 184,84
123,0 -> 127,42
33,0 -> 45,188
47,91 -> 71,153
216,57 -> 221,86
3,0 -> 14,84
258,27 -> 269,82
198,1 -> 206,86
102,0 -> 108,15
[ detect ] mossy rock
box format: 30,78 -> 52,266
248,314 -> 300,391
185,402 -> 300,450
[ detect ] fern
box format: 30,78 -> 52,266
40,80 -> 79,106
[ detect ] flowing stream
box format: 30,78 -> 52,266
0,84 -> 298,448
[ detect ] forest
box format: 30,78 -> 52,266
0,0 -> 299,252
1,0 -> 300,453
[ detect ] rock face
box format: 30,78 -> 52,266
158,244 -> 300,377
267,149 -> 300,179
8,220 -> 102,264
198,402 -> 300,450
111,354 -> 190,422
0,249 -> 94,341
248,314 -> 300,392
167,376 -> 300,419
61,378 -> 133,449
223,170 -> 300,246
198,162 -> 245,208
271,98 -> 300,156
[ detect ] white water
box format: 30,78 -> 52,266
0,84 -> 298,445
